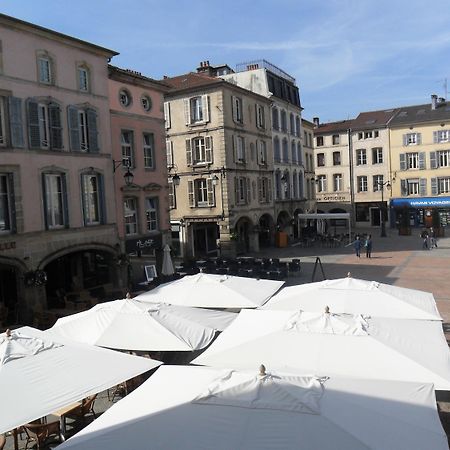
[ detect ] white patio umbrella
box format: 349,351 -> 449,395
263,275 -> 442,320
161,244 -> 174,276
193,309 -> 450,390
48,299 -> 236,351
58,365 -> 448,450
0,326 -> 161,434
135,273 -> 284,309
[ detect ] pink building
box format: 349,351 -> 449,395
108,66 -> 170,286
0,14 -> 123,326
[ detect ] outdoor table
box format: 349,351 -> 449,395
52,401 -> 82,441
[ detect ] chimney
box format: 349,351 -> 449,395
313,117 -> 320,127
438,97 -> 446,104
196,60 -> 214,76
431,94 -> 438,110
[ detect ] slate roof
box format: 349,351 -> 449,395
352,109 -> 398,130
389,101 -> 450,127
314,119 -> 355,135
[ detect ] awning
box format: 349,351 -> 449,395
391,197 -> 450,208
297,213 -> 350,220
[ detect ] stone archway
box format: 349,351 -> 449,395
276,210 -> 291,231
233,216 -> 254,254
258,213 -> 275,247
0,256 -> 27,325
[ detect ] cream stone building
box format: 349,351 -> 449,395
163,67 -> 273,257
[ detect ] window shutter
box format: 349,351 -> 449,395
8,97 -> 24,148
81,175 -> 88,226
433,131 -> 438,143
417,133 -> 422,145
399,153 -> 406,170
402,134 -> 408,146
255,104 -> 258,128
234,177 -> 239,204
67,106 -> 81,151
41,174 -> 49,230
202,95 -> 210,122
183,99 -> 190,125
257,140 -> 261,165
27,99 -> 40,148
166,140 -> 173,168
49,103 -> 63,150
431,177 -> 438,195
257,177 -> 262,202
164,102 -> 171,129
207,178 -> 215,206
86,108 -> 99,153
185,139 -> 192,166
205,136 -> 213,163
168,181 -> 175,209
323,178 -> 327,192
299,173 -> 304,198
231,96 -> 236,122
188,180 -> 195,207
418,152 -> 425,169
61,174 -> 69,228
246,177 -> 251,204
7,173 -> 16,233
233,135 -> 238,162
98,174 -> 107,225
241,137 -> 246,162
430,151 -> 437,169
419,178 -> 427,195
268,177 -> 273,202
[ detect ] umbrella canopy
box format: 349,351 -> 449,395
58,365 -> 447,450
193,309 -> 450,390
135,273 -> 284,309
161,244 -> 174,276
0,326 -> 161,434
48,299 -> 236,351
263,276 -> 442,320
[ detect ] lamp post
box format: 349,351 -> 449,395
377,180 -> 391,237
113,158 -> 134,186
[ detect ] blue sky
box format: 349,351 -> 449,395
2,0 -> 450,122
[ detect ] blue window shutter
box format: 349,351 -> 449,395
86,108 -> 99,153
67,106 -> 81,151
430,151 -> 437,169
399,153 -> 406,170
61,174 -> 69,228
431,177 -> 438,195
433,131 -> 438,143
49,103 -> 63,150
418,152 -> 426,169
27,99 -> 40,148
98,174 -> 107,224
400,179 -> 407,196
8,97 -> 24,148
41,173 -> 49,230
7,173 -> 16,233
419,178 -> 427,196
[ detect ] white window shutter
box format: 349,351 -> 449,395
207,178 -> 215,206
417,133 -> 422,145
231,96 -> 236,122
168,181 -> 175,209
183,99 -> 190,125
430,151 -> 437,169
402,134 -> 408,146
166,140 -> 173,168
433,131 -> 438,143
185,139 -> 192,166
188,180 -> 195,207
202,95 -> 210,122
399,153 -> 406,171
205,136 -> 213,163
164,102 -> 171,129
400,179 -> 407,196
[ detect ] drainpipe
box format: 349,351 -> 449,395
348,128 -> 355,227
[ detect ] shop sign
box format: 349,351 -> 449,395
125,234 -> 162,255
0,241 -> 16,251
391,197 -> 450,208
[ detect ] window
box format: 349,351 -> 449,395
272,107 -> 279,130
0,174 -> 14,232
124,198 -> 138,235
188,178 -> 215,207
438,177 -> 450,194
333,174 -> 342,192
357,176 -> 368,192
282,138 -> 289,162
187,136 -> 213,166
291,141 -> 297,163
145,197 -> 159,231
141,95 -> 152,112
404,133 -> 421,145
332,134 -> 340,145
373,175 -> 384,191
82,174 -> 103,225
364,131 -> 373,139
407,179 -> 419,195
28,100 -> 63,150
333,151 -> 341,165
256,104 -> 265,129
168,180 -> 176,209
317,175 -> 326,193
78,67 -> 89,92
400,152 -> 425,170
356,149 -> 367,165
273,137 -> 280,162
317,153 -> 325,167
280,110 -> 287,132
290,113 -> 295,135
119,89 -> 132,107
372,147 -> 383,164
295,117 -> 301,137
316,136 -> 324,146
67,105 -> 99,152
234,136 -> 245,163
43,173 -> 67,229
235,177 -> 249,205
374,130 -> 379,138
232,96 -> 243,123
258,140 -> 267,165
407,152 -> 419,169
258,177 -> 271,203
188,95 -> 209,124
438,150 -> 450,167
38,56 -> 52,84
358,132 -> 363,140
0,98 -> 5,146
297,142 -> 302,165
143,133 -> 154,169
121,131 -> 134,167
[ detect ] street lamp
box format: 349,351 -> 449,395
377,180 -> 391,237
113,158 -> 134,186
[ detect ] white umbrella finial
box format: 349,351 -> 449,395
347,272 -> 352,278
325,306 -> 330,314
5,329 -> 11,338
259,364 -> 266,377
126,292 -> 131,299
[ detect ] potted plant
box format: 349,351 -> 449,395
398,206 -> 411,236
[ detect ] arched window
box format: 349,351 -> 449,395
291,140 -> 297,163
280,110 -> 287,132
298,172 -> 304,198
290,113 -> 295,135
273,136 -> 281,162
292,170 -> 298,198
297,141 -> 302,165
282,138 -> 289,162
295,116 -> 301,137
36,50 -> 56,85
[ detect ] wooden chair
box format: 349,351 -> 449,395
23,421 -> 60,449
0,434 -> 6,450
64,394 -> 97,428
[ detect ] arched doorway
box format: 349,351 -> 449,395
233,216 -> 253,254
0,260 -> 21,324
276,211 -> 291,231
258,214 -> 274,247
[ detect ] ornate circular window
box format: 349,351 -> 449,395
119,89 -> 132,107
141,94 -> 152,112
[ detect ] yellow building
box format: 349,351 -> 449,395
389,95 -> 450,230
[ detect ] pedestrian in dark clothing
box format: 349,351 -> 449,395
353,235 -> 362,258
421,229 -> 429,250
365,234 -> 373,258
430,227 -> 438,248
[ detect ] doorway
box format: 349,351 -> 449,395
370,207 -> 381,226
193,223 -> 218,257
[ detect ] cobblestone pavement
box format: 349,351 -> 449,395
4,226 -> 450,448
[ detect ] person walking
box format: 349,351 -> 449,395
365,234 -> 373,258
420,229 -> 429,250
430,227 -> 438,248
353,235 -> 362,258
